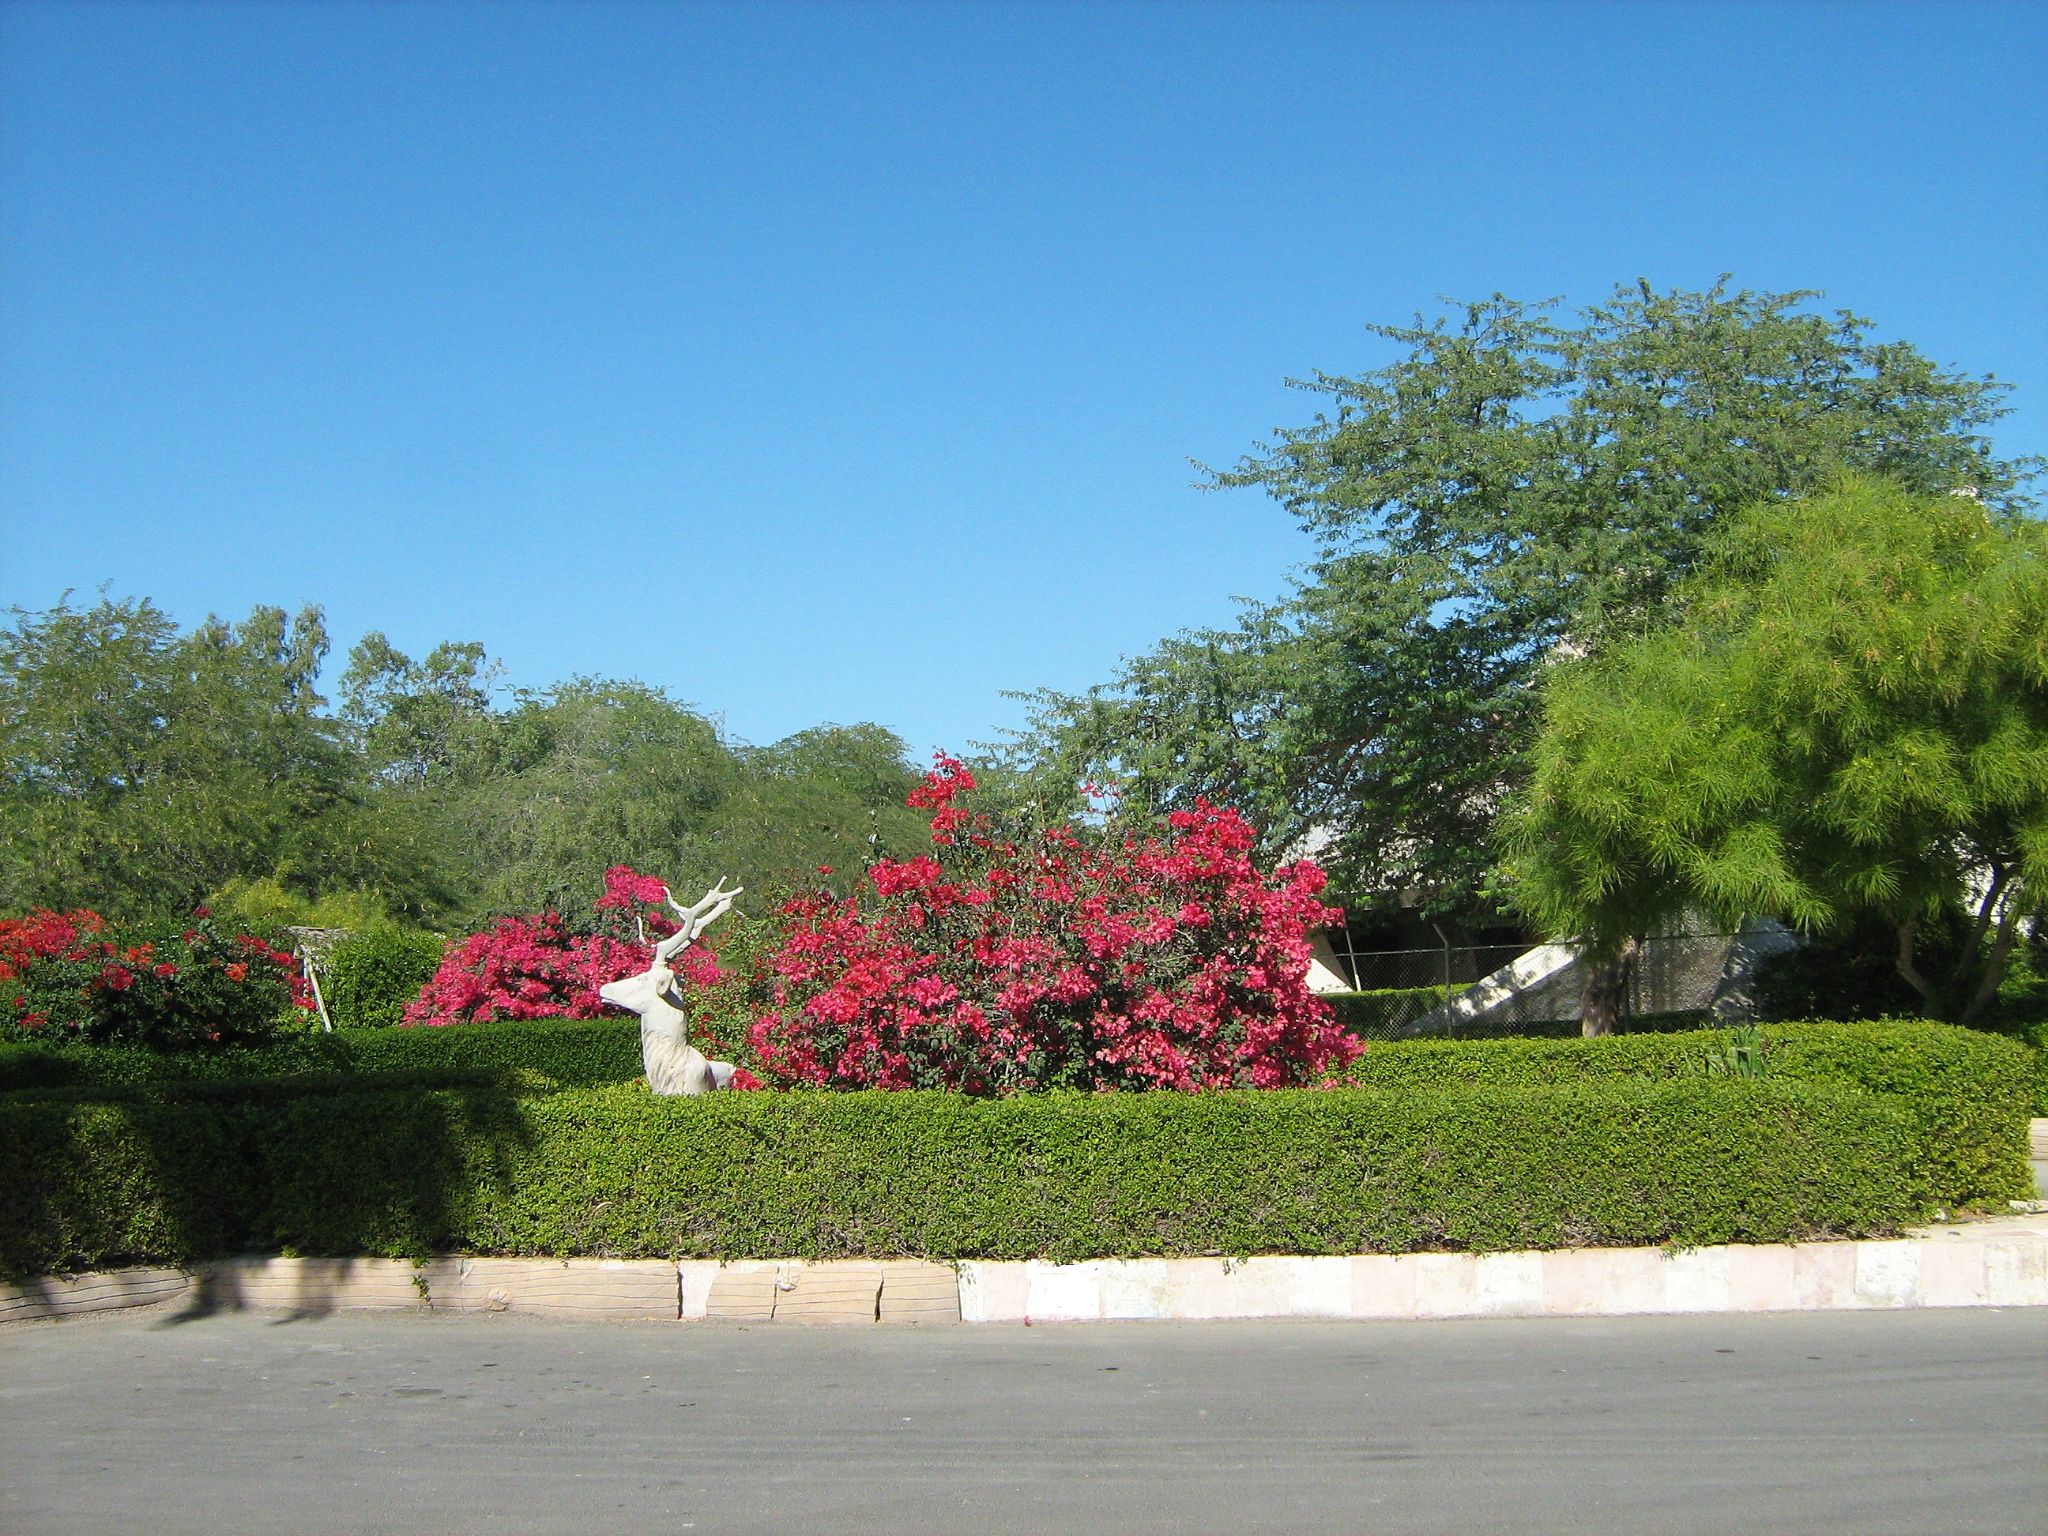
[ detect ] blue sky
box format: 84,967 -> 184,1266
4,0 -> 2043,758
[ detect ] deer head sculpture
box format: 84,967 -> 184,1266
598,878 -> 742,1095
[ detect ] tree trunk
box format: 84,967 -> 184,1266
1957,909 -> 2019,1028
1956,865 -> 2010,993
1580,937 -> 1640,1037
1894,916 -> 1938,1015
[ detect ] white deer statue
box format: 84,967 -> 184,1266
598,878 -> 743,1095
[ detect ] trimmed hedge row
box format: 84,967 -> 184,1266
1340,1020 -> 2035,1211
0,1017 -> 644,1094
0,1076 -> 1920,1276
1,1018 -> 2029,1212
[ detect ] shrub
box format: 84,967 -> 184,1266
1337,1018 -> 2034,1210
324,926 -> 447,1029
727,756 -> 1358,1092
403,867 -> 717,1026
0,907 -> 312,1050
0,1074 -> 1921,1276
1750,914 -> 1965,1022
0,909 -> 108,1033
207,878 -> 396,935
0,1016 -> 644,1095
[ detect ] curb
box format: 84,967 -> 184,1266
5,1216 -> 2044,1328
960,1215 -> 2048,1322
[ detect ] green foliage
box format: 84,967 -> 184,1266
340,632 -> 502,788
0,1017 -> 2020,1276
0,596 -> 423,923
0,597 -> 466,925
0,1016 -> 643,1094
1338,1019 -> 2035,1210
1008,283 -> 2033,911
1750,913 -> 1977,1024
322,927 -> 447,1029
206,878 -> 397,936
1,596 -> 936,930
1507,478 -> 2048,1024
0,1075 -> 1921,1276
345,653 -> 931,923
1702,1026 -> 1768,1079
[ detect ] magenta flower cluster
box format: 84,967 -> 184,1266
734,756 -> 1359,1093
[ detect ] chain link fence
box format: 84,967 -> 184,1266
1323,931 -> 1770,1040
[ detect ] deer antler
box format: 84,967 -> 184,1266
650,878 -> 743,963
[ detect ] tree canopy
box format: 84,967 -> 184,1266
0,595 -> 406,920
1010,281 -> 2035,914
0,597 -> 930,929
1505,477 -> 2047,1025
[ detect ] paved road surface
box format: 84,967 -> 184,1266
4,1307 -> 2043,1534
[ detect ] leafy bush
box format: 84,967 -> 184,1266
725,756 -> 1357,1092
0,1016 -> 642,1095
0,907 -> 312,1050
403,866 -> 717,1026
1337,1018 -> 2034,1210
207,878 -> 400,937
1750,914 -> 1965,1022
0,1074 -> 1921,1275
323,926 -> 446,1029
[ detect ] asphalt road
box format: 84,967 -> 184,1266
3,1307 -> 2043,1535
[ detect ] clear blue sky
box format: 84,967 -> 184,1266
4,0 -> 2043,758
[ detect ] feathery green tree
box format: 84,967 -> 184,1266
0,596 -> 454,921
1506,477 -> 2047,1030
1011,282 -> 2033,916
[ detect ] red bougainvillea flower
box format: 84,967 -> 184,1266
721,753 -> 1358,1096
403,868 -> 725,1028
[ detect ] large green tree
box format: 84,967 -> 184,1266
340,632 -> 931,921
339,631 -> 502,787
1,601 -> 935,930
0,596 -> 449,921
1012,282 -> 2034,914
1506,477 -> 2047,1030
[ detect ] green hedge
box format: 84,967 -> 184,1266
321,928 -> 447,1030
0,1076 -> 1919,1276
1341,1019 -> 2035,1210
0,1019 -> 2026,1277
0,1017 -> 643,1094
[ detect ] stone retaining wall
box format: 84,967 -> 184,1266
5,1215 -> 2043,1328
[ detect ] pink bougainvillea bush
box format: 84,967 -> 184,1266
722,755 -> 1359,1093
401,866 -> 723,1028
0,906 -> 313,1050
